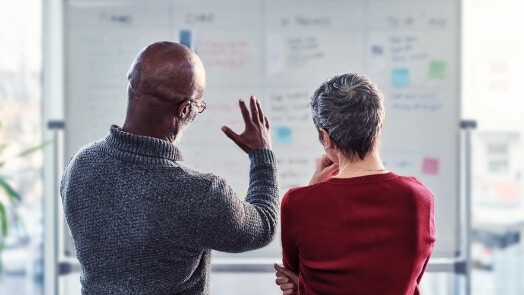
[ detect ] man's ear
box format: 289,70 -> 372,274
178,101 -> 191,119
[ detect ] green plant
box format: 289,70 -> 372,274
0,121 -> 51,274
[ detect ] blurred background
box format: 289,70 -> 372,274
1,0 -> 524,294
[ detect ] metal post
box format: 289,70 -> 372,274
43,0 -> 64,293
44,121 -> 65,295
460,119 -> 477,295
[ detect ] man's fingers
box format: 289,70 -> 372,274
255,98 -> 264,123
249,96 -> 259,123
238,99 -> 251,127
264,116 -> 270,129
221,126 -> 237,140
221,126 -> 249,153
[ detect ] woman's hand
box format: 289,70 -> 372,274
309,154 -> 339,185
274,263 -> 298,295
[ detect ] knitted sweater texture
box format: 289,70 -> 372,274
60,125 -> 280,294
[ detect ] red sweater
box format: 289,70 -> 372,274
281,172 -> 436,295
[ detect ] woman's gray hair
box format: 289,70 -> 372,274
310,73 -> 385,161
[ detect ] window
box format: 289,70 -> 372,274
486,142 -> 509,174
0,1 -> 44,295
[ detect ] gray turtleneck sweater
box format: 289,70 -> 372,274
60,125 -> 280,294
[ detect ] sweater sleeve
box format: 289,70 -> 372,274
195,148 -> 280,253
281,189 -> 299,273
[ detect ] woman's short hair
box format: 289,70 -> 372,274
310,73 -> 385,161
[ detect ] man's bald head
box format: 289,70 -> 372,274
127,41 -> 205,103
122,41 -> 206,142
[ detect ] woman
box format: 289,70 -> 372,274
274,73 -> 436,295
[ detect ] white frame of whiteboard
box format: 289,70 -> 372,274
43,0 -> 470,294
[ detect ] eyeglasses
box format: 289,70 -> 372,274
189,99 -> 206,113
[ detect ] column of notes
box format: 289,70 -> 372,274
171,1 -> 263,88
265,1 -> 365,86
66,2 -> 170,157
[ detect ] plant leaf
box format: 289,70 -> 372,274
0,177 -> 21,202
0,202 -> 7,238
17,140 -> 52,157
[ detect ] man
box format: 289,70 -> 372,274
61,41 -> 279,294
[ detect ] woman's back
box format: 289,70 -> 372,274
280,172 -> 436,295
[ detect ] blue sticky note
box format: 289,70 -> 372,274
275,126 -> 292,144
392,68 -> 410,87
179,29 -> 193,50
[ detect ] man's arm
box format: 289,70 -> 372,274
194,95 -> 279,252
195,153 -> 279,252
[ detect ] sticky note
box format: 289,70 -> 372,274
392,68 -> 410,87
267,33 -> 284,74
275,126 -> 292,144
179,29 -> 194,50
396,160 -> 413,168
371,45 -> 384,56
422,157 -> 439,175
368,33 -> 386,74
429,60 -> 446,79
497,182 -> 518,203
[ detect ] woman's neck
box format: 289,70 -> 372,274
334,151 -> 387,178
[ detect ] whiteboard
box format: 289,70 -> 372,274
64,0 -> 461,259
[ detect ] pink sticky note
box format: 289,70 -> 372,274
422,158 -> 439,175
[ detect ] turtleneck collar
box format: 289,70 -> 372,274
100,124 -> 183,165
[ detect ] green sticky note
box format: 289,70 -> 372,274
429,60 -> 446,79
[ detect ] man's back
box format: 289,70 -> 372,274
61,125 -> 279,294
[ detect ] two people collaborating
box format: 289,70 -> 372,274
60,41 -> 436,295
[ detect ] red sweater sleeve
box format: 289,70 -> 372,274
281,189 -> 299,273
